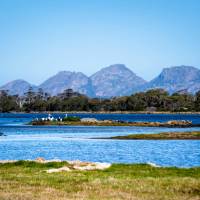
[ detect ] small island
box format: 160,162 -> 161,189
104,131 -> 200,140
30,115 -> 196,127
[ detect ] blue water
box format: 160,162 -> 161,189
0,113 -> 200,167
1,113 -> 200,125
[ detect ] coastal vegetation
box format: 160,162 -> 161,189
0,161 -> 200,200
0,88 -> 200,113
30,117 -> 195,127
107,131 -> 200,140
62,116 -> 80,122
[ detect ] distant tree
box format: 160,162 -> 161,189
58,89 -> 81,99
195,91 -> 200,111
0,87 -> 199,113
144,89 -> 169,110
61,96 -> 89,111
24,87 -> 35,104
88,98 -> 102,111
23,87 -> 36,112
109,97 -> 128,111
28,88 -> 48,111
37,88 -> 45,100
127,93 -> 146,111
0,90 -> 19,112
169,93 -> 195,112
46,97 -> 62,111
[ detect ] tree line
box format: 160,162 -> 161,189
0,87 -> 200,112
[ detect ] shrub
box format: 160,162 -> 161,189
62,116 -> 80,122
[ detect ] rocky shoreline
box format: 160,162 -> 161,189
30,118 -> 197,127
0,158 -> 111,172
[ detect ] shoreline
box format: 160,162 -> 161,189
5,111 -> 200,115
30,119 -> 199,127
0,159 -> 198,168
98,131 -> 200,140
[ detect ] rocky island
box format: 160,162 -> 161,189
30,115 -> 195,127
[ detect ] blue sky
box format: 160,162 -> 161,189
0,0 -> 200,85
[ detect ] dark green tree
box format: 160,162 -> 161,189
0,90 -> 19,112
195,91 -> 200,111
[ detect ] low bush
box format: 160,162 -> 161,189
62,116 -> 80,122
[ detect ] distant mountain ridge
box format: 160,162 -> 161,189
140,66 -> 200,94
39,71 -> 94,97
90,64 -> 146,97
0,79 -> 37,96
0,64 -> 200,97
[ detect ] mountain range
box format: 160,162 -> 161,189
0,64 -> 200,97
141,66 -> 200,94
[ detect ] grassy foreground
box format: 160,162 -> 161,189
108,131 -> 200,140
0,161 -> 200,200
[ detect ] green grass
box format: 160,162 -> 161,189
108,131 -> 200,140
62,116 -> 81,122
0,161 -> 200,200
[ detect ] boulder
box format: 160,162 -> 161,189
46,166 -> 71,173
166,120 -> 192,126
35,157 -> 45,163
80,118 -> 98,123
45,160 -> 111,173
68,160 -> 111,171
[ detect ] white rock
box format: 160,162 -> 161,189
80,118 -> 98,123
147,162 -> 160,168
46,166 -> 71,173
69,160 -> 111,171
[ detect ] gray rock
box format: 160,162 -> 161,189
80,118 -> 98,123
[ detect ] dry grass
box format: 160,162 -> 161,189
0,161 -> 200,200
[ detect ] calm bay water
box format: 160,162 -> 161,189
0,113 -> 200,167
